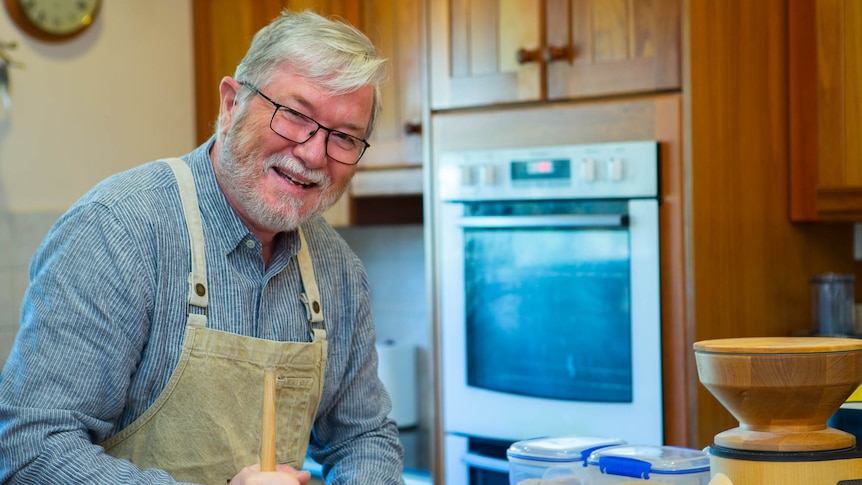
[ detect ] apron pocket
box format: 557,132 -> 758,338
275,376 -> 316,466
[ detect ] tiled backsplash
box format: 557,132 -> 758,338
336,225 -> 428,348
0,210 -> 62,368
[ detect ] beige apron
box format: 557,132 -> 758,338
101,158 -> 328,485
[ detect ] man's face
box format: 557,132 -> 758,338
214,67 -> 373,237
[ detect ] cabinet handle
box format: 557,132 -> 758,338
516,47 -> 543,64
403,122 -> 422,135
517,46 -> 572,64
544,45 -> 572,63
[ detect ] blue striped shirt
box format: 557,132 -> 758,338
0,139 -> 404,484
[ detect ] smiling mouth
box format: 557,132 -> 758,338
273,166 -> 315,188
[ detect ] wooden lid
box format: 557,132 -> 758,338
693,336 -> 862,354
714,427 -> 856,452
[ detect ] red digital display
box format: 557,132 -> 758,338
511,159 -> 571,181
526,160 -> 554,174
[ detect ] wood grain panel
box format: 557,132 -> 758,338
471,0 -> 499,75
845,0 -> 862,184
193,0 -> 288,143
654,95 -> 687,448
287,0 -> 317,11
432,0 -> 676,109
688,0 -> 790,448
790,0 -> 862,221
545,0 -> 571,62
449,0 -> 469,78
817,0 -> 845,187
365,0 -> 398,142
548,0 -> 680,100
788,0 -> 819,221
816,188 -> 862,217
686,0 -> 862,448
499,0 -> 521,72
515,0 -> 544,98
360,0 -> 424,167
570,0 -> 594,66
631,0 -> 658,58
429,0 -> 542,109
592,0 -> 628,62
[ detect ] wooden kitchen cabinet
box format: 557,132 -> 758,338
789,0 -> 862,221
193,1 -> 362,143
429,0 -> 681,110
192,0 -> 424,225
359,0 -> 424,170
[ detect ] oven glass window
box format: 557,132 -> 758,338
463,202 -> 632,402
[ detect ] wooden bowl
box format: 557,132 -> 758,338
694,336 -> 862,452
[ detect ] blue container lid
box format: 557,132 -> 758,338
507,436 -> 626,465
587,445 -> 710,479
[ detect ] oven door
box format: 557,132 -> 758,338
444,434 -> 511,485
438,197 -> 662,444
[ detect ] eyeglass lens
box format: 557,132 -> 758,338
269,108 -> 366,165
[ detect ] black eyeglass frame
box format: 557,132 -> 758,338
238,81 -> 370,165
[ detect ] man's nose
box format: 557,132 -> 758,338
292,129 -> 329,168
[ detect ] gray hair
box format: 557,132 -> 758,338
226,9 -> 387,137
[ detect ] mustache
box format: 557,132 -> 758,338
263,154 -> 330,187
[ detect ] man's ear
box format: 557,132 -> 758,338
217,77 -> 242,134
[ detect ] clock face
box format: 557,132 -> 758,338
10,0 -> 101,38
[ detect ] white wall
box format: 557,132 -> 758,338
0,0 -> 196,211
0,0 -> 195,366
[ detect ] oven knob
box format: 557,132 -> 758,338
609,158 -> 624,182
478,164 -> 496,186
581,158 -> 597,182
460,165 -> 476,186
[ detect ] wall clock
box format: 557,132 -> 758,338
4,0 -> 101,42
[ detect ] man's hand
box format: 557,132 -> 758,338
228,463 -> 313,485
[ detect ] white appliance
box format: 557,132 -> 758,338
434,141 -> 664,484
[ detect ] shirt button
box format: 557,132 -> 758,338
245,240 -> 256,249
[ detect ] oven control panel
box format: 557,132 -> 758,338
437,140 -> 658,201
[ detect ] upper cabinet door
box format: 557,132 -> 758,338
546,0 -> 681,100
429,0 -> 681,110
789,0 -> 862,221
429,0 -> 543,109
360,0 -> 424,168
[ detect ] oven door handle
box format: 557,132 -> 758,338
460,451 -> 510,473
456,214 -> 629,229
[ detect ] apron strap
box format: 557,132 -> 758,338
163,158 -> 325,336
163,158 -> 209,325
297,227 -> 325,333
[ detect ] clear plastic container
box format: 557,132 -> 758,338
586,445 -> 710,484
507,435 -> 626,485
810,273 -> 856,336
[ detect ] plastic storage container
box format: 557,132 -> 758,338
507,435 -> 626,485
586,445 -> 710,484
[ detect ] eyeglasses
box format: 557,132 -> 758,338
239,81 -> 370,165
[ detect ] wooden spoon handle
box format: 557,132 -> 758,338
261,368 -> 277,472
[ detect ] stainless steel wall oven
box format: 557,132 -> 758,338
434,141 -> 663,484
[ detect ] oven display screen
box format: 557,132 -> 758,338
511,158 -> 571,181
